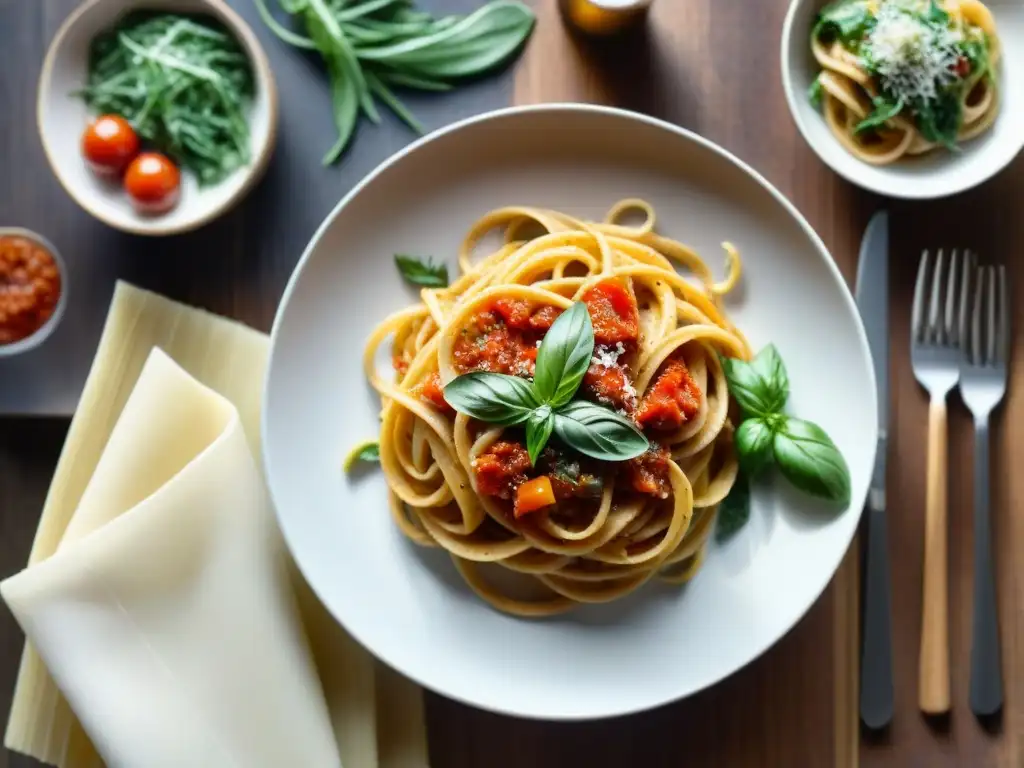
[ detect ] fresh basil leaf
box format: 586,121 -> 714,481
735,418 -> 774,478
855,96 -> 904,135
916,91 -> 961,150
808,76 -> 824,108
525,406 -> 555,466
813,0 -> 874,44
721,344 -> 788,417
394,254 -> 449,287
443,372 -> 538,426
773,417 -> 851,505
961,38 -> 989,79
715,472 -> 750,543
534,301 -> 594,407
552,401 -> 649,462
343,440 -> 380,472
925,0 -> 949,25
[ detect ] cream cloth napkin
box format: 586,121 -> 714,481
1,282 -> 428,768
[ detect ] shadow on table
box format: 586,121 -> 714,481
558,20 -> 700,130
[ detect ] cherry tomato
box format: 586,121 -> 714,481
81,115 -> 139,175
124,153 -> 181,214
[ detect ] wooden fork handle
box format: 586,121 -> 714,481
919,397 -> 950,714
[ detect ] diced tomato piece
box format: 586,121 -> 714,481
636,359 -> 701,431
418,372 -> 454,415
529,305 -> 562,331
953,56 -> 971,78
581,280 -> 639,344
492,298 -> 533,329
453,316 -> 537,377
515,476 -> 556,517
582,362 -> 635,412
623,445 -> 672,498
393,355 -> 409,375
473,441 -> 532,498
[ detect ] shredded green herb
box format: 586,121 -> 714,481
78,11 -> 255,186
255,0 -> 535,164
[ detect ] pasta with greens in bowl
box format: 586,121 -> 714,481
809,0 -> 1000,165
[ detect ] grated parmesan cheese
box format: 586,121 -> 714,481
591,344 -> 623,369
864,1 -> 961,105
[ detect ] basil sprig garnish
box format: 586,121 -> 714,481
533,301 -> 594,407
394,254 -> 449,287
720,344 -> 789,417
717,344 -> 851,542
443,301 -> 648,464
553,401 -> 649,462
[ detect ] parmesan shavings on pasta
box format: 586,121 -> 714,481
591,342 -> 626,369
865,2 -> 962,105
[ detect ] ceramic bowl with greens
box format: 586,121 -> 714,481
38,0 -> 278,235
781,0 -> 1024,199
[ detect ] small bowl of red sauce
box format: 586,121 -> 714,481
0,230 -> 66,357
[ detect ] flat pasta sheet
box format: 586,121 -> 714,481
1,282 -> 426,768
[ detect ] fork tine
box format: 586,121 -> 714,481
929,249 -> 945,343
912,250 -> 930,343
998,264 -> 1009,366
959,251 -> 973,355
945,249 -> 960,343
986,265 -> 997,366
972,262 -> 984,366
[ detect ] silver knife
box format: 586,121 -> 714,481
856,210 -> 894,730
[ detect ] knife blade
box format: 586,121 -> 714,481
855,210 -> 894,730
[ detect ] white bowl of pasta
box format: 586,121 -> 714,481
782,0 -> 1024,198
263,104 -> 877,719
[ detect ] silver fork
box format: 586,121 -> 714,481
959,258 -> 1010,718
911,249 -> 967,716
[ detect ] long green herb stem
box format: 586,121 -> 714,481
255,0 -> 535,164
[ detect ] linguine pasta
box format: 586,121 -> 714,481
362,201 -> 749,616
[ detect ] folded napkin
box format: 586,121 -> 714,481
1,283 -> 428,768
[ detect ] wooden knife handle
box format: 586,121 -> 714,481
919,397 -> 950,714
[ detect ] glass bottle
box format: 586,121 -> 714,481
558,0 -> 653,36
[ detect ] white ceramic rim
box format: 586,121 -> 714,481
261,103 -> 875,721
0,228 -> 68,358
36,0 -> 279,236
780,0 -> 1024,200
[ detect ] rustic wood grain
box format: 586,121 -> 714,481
2,0 -> 1023,766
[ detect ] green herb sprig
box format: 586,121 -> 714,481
812,0 -> 875,45
79,11 -> 254,186
255,0 -> 535,164
716,345 -> 851,542
395,254 -> 449,287
443,302 -> 648,465
343,439 -> 380,471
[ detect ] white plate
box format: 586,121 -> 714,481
263,105 -> 877,720
781,0 -> 1024,199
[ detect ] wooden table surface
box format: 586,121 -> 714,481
2,0 -> 1023,766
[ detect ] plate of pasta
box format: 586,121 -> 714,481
263,104 -> 877,719
782,0 -> 1024,198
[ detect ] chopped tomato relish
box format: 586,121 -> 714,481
472,441 -> 609,512
450,282 -> 689,508
473,441 -> 531,498
622,445 -> 672,499
417,372 -> 454,415
491,298 -> 562,332
581,280 -> 639,344
452,309 -> 538,377
582,356 -> 635,413
636,358 -> 701,431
